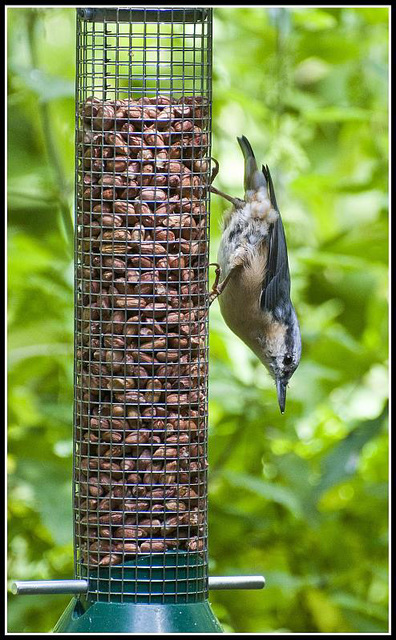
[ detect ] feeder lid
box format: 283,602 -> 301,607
77,8 -> 210,23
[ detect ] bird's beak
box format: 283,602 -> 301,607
276,378 -> 287,414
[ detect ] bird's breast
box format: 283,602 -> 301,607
216,192 -> 278,348
218,248 -> 268,343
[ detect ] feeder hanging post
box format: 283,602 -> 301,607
60,6 -> 221,632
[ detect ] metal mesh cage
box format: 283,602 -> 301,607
74,7 -> 213,603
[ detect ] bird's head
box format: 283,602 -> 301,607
255,305 -> 301,413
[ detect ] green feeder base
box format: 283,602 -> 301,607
53,598 -> 223,633
53,554 -> 222,633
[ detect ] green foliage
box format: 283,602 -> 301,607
7,7 -> 388,633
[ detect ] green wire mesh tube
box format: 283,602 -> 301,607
73,6 -> 214,611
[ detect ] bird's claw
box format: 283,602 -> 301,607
209,289 -> 221,305
208,262 -> 222,306
209,157 -> 220,185
209,184 -> 245,209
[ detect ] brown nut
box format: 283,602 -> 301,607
93,104 -> 116,130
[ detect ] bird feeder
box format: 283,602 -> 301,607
12,7 -> 264,633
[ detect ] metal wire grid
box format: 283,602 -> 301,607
74,8 -> 212,603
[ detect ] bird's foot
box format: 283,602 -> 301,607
208,263 -> 235,306
209,185 -> 245,209
209,157 -> 220,185
208,262 -> 222,306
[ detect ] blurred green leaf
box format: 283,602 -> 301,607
304,106 -> 372,123
292,8 -> 338,31
314,408 -> 387,498
332,591 -> 388,621
224,471 -> 303,517
17,460 -> 73,546
11,64 -> 75,102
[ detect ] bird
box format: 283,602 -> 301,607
208,135 -> 301,413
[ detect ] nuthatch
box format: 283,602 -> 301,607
209,135 -> 301,413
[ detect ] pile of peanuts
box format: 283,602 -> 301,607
75,94 -> 210,566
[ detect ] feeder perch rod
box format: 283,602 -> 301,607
12,576 -> 265,595
11,580 -> 89,596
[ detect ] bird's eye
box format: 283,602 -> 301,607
283,355 -> 293,366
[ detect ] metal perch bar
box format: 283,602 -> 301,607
12,575 -> 265,595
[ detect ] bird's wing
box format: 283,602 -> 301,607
262,163 -> 278,210
260,165 -> 291,312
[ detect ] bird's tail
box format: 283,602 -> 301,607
237,135 -> 267,196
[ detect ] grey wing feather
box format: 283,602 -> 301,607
260,165 -> 291,312
262,164 -> 278,210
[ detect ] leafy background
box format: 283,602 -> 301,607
7,7 -> 388,633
